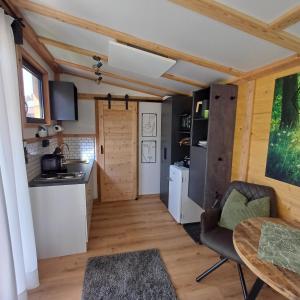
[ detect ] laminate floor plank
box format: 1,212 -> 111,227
29,197 -> 285,300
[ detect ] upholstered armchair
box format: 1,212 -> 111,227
197,181 -> 277,299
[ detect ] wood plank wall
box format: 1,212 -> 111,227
232,65 -> 300,223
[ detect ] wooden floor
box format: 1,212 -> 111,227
29,197 -> 285,300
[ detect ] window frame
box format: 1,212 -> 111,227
17,47 -> 51,128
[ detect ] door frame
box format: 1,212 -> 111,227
95,99 -> 139,202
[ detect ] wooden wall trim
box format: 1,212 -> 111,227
95,101 -> 101,202
231,80 -> 255,181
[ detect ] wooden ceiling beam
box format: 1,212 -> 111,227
14,0 -> 243,76
39,36 -> 207,88
61,70 -> 164,97
269,5 -> 300,31
3,0 -> 59,72
162,73 -> 207,88
55,59 -> 191,96
169,0 -> 300,53
78,92 -> 162,102
228,54 -> 300,83
38,36 -> 108,61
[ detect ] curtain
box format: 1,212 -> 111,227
0,9 -> 39,300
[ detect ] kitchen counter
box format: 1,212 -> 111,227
29,160 -> 95,187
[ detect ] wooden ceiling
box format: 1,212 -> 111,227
7,0 -> 300,97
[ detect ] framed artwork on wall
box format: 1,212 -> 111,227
265,72 -> 300,187
141,140 -> 156,163
142,113 -> 157,137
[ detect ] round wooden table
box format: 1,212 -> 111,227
233,217 -> 300,300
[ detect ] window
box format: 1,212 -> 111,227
22,59 -> 45,123
18,48 -> 50,127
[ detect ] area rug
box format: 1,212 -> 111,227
81,249 -> 177,300
183,222 -> 201,244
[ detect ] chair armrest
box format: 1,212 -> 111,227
201,208 -> 221,234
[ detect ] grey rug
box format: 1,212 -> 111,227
82,249 -> 177,300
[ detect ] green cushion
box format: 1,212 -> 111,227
258,222 -> 300,274
218,189 -> 270,230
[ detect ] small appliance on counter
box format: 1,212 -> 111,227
41,154 -> 66,174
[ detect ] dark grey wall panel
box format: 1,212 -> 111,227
204,84 -> 237,209
188,84 -> 238,210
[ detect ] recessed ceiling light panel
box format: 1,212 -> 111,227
108,41 -> 176,78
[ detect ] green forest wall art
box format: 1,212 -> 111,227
265,72 -> 300,187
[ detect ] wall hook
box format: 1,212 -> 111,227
107,93 -> 112,109
125,94 -> 129,110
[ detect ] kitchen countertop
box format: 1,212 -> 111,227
29,160 -> 95,187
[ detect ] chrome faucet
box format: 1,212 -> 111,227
54,143 -> 70,163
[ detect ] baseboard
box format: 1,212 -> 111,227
138,194 -> 160,199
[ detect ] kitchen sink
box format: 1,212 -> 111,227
63,159 -> 89,165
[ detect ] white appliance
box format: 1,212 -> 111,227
168,165 -> 204,224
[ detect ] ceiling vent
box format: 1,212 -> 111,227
108,41 -> 176,78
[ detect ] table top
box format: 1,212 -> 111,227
233,217 -> 300,300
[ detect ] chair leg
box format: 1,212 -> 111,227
237,263 -> 248,300
196,257 -> 228,282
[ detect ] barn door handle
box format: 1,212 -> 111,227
101,145 -> 104,154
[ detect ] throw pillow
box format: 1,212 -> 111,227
218,188 -> 270,230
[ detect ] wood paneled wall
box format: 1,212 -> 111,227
232,66 -> 300,223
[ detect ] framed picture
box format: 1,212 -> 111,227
141,140 -> 156,163
265,72 -> 300,187
142,113 -> 157,137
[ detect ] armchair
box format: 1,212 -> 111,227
197,181 -> 276,299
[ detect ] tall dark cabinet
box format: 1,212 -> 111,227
188,84 -> 237,210
160,95 -> 192,207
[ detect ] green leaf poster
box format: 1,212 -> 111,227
265,72 -> 300,187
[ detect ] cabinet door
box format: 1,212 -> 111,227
188,146 -> 207,207
85,165 -> 94,241
168,166 -> 182,223
160,99 -> 172,207
204,85 -> 237,209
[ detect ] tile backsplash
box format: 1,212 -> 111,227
63,137 -> 95,161
26,137 -> 58,181
25,136 -> 96,182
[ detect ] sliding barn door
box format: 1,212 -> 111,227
97,101 -> 138,202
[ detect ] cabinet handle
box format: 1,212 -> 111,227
164,147 -> 167,160
101,145 -> 104,154
218,157 -> 223,161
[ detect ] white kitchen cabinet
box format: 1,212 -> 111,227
30,164 -> 95,259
